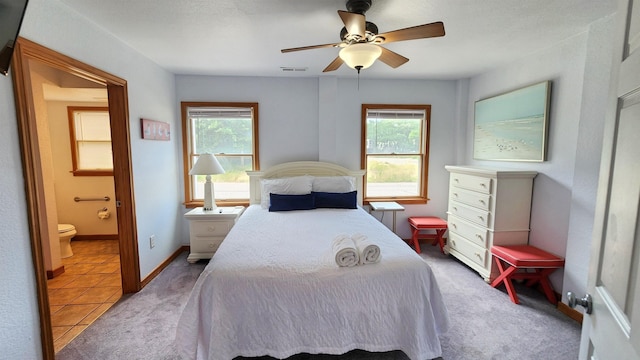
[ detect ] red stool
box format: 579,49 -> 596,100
490,245 -> 565,304
408,217 -> 448,254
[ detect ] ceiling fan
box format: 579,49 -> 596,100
281,0 -> 445,73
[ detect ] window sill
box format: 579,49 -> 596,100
72,170 -> 114,177
185,200 -> 250,209
364,197 -> 429,205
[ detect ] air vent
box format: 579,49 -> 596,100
280,67 -> 308,72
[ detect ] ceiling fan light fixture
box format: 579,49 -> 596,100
339,43 -> 382,71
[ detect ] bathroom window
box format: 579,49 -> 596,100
181,102 -> 260,207
68,107 -> 113,176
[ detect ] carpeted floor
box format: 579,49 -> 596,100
56,245 -> 581,360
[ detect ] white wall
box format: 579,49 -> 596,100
17,0 -> 181,279
563,15 -> 615,304
0,0 -> 179,355
332,77 -> 461,236
464,17 -> 615,300
175,75 -> 460,239
0,70 -> 43,360
0,0 -> 615,355
176,75 -> 321,169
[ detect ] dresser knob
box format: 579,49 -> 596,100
479,199 -> 486,205
453,193 -> 458,197
453,207 -> 458,211
454,178 -> 459,182
208,243 -> 215,248
207,226 -> 216,232
451,223 -> 457,228
478,216 -> 484,221
475,234 -> 483,239
480,183 -> 486,187
475,253 -> 482,259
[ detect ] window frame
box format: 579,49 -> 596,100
181,101 -> 260,208
360,104 -> 431,204
67,106 -> 113,176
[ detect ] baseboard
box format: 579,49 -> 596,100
140,246 -> 189,288
46,265 -> 65,279
558,301 -> 583,324
73,234 -> 119,241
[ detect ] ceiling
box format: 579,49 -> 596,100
56,0 -> 616,80
28,61 -> 107,102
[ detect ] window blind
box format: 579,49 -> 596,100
367,110 -> 424,119
188,107 -> 252,118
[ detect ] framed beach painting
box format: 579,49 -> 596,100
473,81 -> 551,162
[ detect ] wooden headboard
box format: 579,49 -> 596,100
246,161 -> 366,206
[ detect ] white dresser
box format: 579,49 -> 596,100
445,166 -> 537,282
184,206 -> 244,263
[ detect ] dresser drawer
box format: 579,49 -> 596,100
448,233 -> 488,269
190,221 -> 232,236
449,201 -> 491,227
450,173 -> 492,194
191,236 -> 223,253
449,187 -> 492,211
447,215 -> 490,248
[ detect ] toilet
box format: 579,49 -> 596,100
58,224 -> 77,258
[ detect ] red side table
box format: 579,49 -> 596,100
490,245 -> 565,304
408,216 -> 448,254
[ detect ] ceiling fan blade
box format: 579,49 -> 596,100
378,47 -> 409,68
323,57 -> 344,72
377,22 -> 445,44
338,10 -> 365,38
281,43 -> 341,53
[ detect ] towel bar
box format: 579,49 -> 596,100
74,196 -> 110,202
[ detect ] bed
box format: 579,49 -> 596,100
176,161 -> 450,360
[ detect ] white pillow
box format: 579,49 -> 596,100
312,176 -> 356,193
260,175 -> 313,208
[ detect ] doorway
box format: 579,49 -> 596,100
11,37 -> 141,360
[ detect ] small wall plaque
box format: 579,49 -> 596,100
141,118 -> 170,141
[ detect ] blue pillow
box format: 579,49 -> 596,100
313,191 -> 357,209
269,193 -> 316,212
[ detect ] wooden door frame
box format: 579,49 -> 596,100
10,37 -> 141,360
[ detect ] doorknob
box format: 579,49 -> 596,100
567,291 -> 593,314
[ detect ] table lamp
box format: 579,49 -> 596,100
189,153 -> 225,210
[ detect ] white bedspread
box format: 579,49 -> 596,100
176,205 -> 450,360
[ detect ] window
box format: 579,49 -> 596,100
182,102 -> 259,207
68,106 -> 112,176
361,104 -> 431,204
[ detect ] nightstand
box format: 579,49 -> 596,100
369,201 -> 405,233
184,206 -> 244,263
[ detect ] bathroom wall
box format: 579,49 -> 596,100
27,61 -> 117,277
46,100 -> 118,237
28,65 -> 62,274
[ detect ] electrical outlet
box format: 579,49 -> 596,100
149,235 -> 156,249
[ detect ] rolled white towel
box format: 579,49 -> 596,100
333,233 -> 359,267
352,233 -> 381,265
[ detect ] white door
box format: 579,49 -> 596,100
576,0 -> 640,358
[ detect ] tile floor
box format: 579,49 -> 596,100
47,239 -> 122,353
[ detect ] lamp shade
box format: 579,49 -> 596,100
189,153 -> 225,211
189,153 -> 225,175
339,43 -> 382,70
